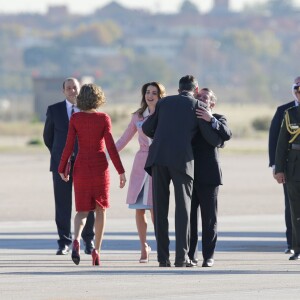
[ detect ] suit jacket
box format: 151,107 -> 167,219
193,113 -> 232,185
268,101 -> 295,167
142,92 -> 223,179
275,106 -> 300,181
43,100 -> 77,172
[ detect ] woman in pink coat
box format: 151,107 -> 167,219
116,82 -> 166,263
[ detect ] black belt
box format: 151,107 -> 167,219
291,144 -> 300,150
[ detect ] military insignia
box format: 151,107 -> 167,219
285,112 -> 300,143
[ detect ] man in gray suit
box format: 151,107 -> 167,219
142,75 -> 222,267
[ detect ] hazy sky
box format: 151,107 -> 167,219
2,0 -> 299,15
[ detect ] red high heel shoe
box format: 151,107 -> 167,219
92,249 -> 100,266
71,239 -> 80,265
139,245 -> 151,263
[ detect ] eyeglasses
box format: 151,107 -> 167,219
197,95 -> 209,101
293,85 -> 300,92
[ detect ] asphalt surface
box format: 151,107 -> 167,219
0,151 -> 299,299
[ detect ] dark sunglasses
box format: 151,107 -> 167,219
293,85 -> 300,92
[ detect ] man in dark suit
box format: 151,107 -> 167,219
268,76 -> 300,254
43,77 -> 95,255
188,88 -> 232,268
142,75 -> 223,267
274,82 -> 300,261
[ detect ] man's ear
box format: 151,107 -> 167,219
210,102 -> 216,109
193,86 -> 199,97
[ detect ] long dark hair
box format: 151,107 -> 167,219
134,82 -> 166,117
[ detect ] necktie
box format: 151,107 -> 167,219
71,104 -> 75,117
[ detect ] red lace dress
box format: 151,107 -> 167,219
58,112 -> 125,211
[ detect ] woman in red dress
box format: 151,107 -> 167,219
58,83 -> 126,266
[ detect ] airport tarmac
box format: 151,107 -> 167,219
0,152 -> 299,299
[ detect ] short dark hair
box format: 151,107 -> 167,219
178,75 -> 198,92
199,87 -> 217,103
77,84 -> 106,111
62,77 -> 79,90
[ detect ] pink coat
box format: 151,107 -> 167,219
115,111 -> 153,206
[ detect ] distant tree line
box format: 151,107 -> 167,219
0,0 -> 300,104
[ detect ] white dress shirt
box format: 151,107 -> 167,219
65,99 -> 80,120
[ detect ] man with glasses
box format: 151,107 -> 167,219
274,82 -> 300,261
268,76 -> 300,254
188,88 -> 232,267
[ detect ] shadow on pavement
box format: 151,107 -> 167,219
0,230 -> 286,252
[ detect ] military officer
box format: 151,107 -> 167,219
274,83 -> 300,261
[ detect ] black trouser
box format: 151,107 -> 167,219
152,165 -> 193,264
283,184 -> 293,249
286,181 -> 300,253
189,183 -> 218,261
52,165 -> 94,247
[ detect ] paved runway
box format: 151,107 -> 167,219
1,216 -> 299,300
0,152 -> 299,299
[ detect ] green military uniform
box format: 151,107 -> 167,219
275,105 -> 300,255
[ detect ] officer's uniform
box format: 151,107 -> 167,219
275,105 -> 300,256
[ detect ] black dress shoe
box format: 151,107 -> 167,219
84,240 -> 95,255
289,253 -> 300,260
159,260 -> 171,267
202,258 -> 214,267
56,245 -> 69,255
174,259 -> 196,267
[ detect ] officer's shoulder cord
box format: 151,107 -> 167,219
285,111 -> 300,143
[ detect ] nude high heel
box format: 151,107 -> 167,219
139,245 -> 151,263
